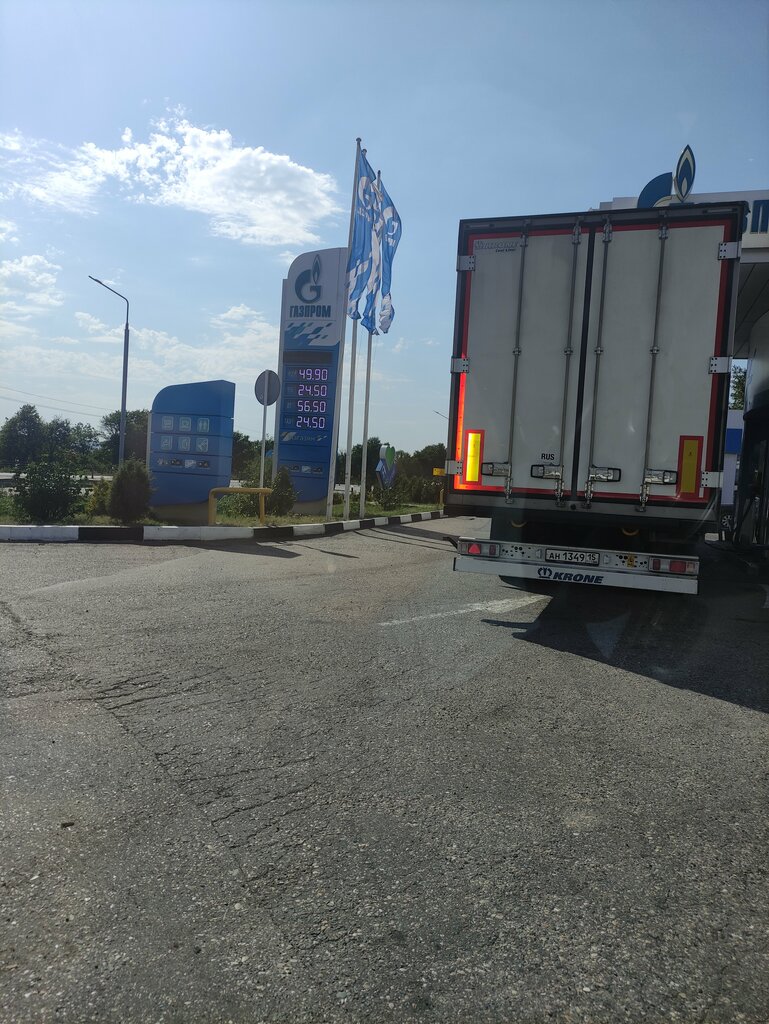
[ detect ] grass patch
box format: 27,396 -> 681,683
215,501 -> 441,528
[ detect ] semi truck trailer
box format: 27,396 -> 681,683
445,202 -> 745,595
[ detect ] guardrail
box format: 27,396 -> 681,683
207,486 -> 273,526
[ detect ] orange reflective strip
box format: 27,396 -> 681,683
677,436 -> 702,497
464,430 -> 483,484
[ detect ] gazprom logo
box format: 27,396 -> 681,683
291,254 -> 331,318
637,145 -> 696,209
673,146 -> 695,202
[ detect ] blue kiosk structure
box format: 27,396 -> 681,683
147,380 -> 235,523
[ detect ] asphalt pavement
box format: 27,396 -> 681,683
1,520 -> 768,1022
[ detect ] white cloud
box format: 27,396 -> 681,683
73,311 -> 122,344
0,253 -> 62,290
0,218 -> 19,243
2,116 -> 341,246
0,317 -> 36,342
0,254 -> 64,320
0,302 -> 280,400
209,304 -> 255,327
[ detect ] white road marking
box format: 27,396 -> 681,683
379,593 -> 545,627
762,585 -> 769,610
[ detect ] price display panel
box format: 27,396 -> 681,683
276,349 -> 340,502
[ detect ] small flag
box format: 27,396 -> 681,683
377,177 -> 401,334
346,150 -> 378,321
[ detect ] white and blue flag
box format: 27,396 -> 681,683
377,177 -> 401,334
360,174 -> 384,334
346,150 -> 378,321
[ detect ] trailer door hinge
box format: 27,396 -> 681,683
701,471 -> 723,489
446,460 -> 463,476
717,242 -> 741,260
451,357 -> 470,373
709,356 -> 733,374
457,255 -> 475,272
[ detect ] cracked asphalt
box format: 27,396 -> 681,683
1,519 -> 768,1022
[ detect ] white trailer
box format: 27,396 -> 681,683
446,202 -> 745,594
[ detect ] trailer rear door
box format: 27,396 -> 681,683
448,204 -> 743,525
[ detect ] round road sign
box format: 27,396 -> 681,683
254,370 -> 281,406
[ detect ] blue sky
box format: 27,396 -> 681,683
1,0 -> 767,452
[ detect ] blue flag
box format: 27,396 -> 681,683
377,177 -> 401,334
346,150 -> 378,321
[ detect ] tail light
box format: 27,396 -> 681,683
650,556 -> 697,575
458,540 -> 500,558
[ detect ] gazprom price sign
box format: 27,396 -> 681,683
274,247 -> 346,512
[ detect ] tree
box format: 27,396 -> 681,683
395,450 -> 416,478
335,449 -> 345,485
108,459 -> 151,523
232,431 -> 259,478
44,417 -> 73,459
412,442 -> 447,478
69,423 -> 104,468
730,366 -> 746,410
99,409 -> 149,465
266,466 -> 297,515
0,404 -> 46,468
347,437 -> 382,488
13,459 -> 84,522
43,418 -> 104,471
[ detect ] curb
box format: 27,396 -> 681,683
0,511 -> 446,544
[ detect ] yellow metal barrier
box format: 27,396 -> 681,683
208,486 -> 272,526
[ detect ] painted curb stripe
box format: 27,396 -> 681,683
0,512 -> 446,544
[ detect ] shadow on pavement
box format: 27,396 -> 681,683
484,552 -> 769,714
362,524 -> 458,552
178,541 -> 301,558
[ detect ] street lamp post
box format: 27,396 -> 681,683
89,276 -> 130,465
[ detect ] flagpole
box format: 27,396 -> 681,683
343,141 -> 363,521
358,168 -> 382,518
358,327 -> 374,518
327,138 -> 362,522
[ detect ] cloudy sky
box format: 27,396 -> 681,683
1,0 -> 767,451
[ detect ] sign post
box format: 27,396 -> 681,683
254,370 -> 281,488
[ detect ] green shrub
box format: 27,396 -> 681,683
228,455 -> 274,517
215,493 -> 243,518
266,466 -> 297,516
373,483 -> 399,510
13,460 -> 85,522
85,478 -> 111,517
108,459 -> 151,523
0,489 -> 16,522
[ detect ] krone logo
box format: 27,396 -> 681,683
537,566 -> 553,579
295,254 -> 322,303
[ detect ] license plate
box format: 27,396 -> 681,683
545,549 -> 600,566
